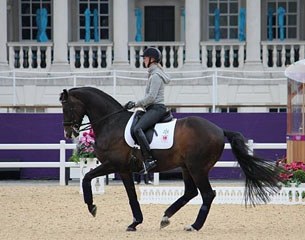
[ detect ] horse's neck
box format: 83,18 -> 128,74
90,110 -> 132,142
85,102 -> 129,134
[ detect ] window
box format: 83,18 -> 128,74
20,0 -> 52,40
267,0 -> 298,39
209,107 -> 238,113
15,107 -> 46,113
208,0 -> 240,39
78,0 -> 110,40
269,107 -> 287,113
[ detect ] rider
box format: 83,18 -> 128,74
124,47 -> 170,173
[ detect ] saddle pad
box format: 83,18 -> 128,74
124,112 -> 177,149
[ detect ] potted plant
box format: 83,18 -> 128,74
70,128 -> 96,163
278,160 -> 305,187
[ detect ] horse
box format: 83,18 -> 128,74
60,86 -> 282,232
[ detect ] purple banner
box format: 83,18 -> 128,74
0,113 -> 72,179
0,113 -> 286,180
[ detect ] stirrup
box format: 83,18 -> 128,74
139,159 -> 157,174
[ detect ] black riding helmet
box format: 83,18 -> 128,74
141,47 -> 162,64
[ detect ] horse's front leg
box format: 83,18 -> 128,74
120,172 -> 143,232
82,161 -> 115,217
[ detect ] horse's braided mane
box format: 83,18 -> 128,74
69,87 -> 123,109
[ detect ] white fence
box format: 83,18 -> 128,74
0,69 -> 287,110
0,140 -> 286,186
139,186 -> 305,205
0,140 -> 76,185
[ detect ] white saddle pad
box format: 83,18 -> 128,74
124,111 -> 177,149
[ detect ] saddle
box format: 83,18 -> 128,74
130,110 -> 173,144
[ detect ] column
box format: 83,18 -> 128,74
113,0 -> 129,66
184,0 -> 201,66
52,0 -> 69,69
245,0 -> 263,68
0,0 -> 8,67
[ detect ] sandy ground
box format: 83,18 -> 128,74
0,181 -> 304,240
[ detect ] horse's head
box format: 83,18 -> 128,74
60,89 -> 86,139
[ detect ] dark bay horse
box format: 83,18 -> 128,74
60,87 -> 282,232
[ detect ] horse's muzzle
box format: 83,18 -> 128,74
64,125 -> 79,139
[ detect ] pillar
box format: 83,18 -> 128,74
245,0 -> 263,68
0,0 -> 8,67
184,0 -> 201,66
113,0 -> 129,66
52,0 -> 69,69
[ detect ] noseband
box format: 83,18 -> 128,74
62,104 -> 83,137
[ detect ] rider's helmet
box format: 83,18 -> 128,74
141,47 -> 162,63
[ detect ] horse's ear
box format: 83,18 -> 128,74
60,89 -> 69,103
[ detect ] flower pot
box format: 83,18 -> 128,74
79,158 -> 104,194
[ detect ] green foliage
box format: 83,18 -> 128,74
293,170 -> 305,183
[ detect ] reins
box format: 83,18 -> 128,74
78,108 -> 126,132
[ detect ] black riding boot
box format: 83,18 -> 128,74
134,128 -> 157,173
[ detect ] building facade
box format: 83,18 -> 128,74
0,0 -> 303,113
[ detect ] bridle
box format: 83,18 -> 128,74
62,103 -> 83,136
62,100 -> 125,136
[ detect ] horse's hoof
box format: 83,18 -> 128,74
90,205 -> 97,217
160,216 -> 170,229
126,220 -> 140,232
184,225 -> 197,232
126,226 -> 137,232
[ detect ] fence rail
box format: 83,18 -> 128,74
0,69 -> 287,110
0,140 -> 287,186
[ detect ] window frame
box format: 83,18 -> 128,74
77,0 -> 110,41
19,0 -> 52,41
207,0 -> 241,40
265,0 -> 299,40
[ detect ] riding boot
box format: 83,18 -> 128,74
134,128 -> 157,173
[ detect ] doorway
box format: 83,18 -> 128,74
144,6 -> 175,41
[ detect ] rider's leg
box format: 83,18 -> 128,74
132,105 -> 166,173
134,127 -> 157,173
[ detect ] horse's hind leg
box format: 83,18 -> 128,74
160,168 -> 198,229
184,176 -> 215,231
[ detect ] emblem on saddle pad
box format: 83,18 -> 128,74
124,111 -> 177,149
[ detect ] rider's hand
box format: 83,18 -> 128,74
124,101 -> 135,110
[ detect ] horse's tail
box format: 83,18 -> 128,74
224,130 -> 282,206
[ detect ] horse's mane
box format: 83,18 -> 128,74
69,87 -> 123,109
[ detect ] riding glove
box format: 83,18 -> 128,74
124,101 -> 136,110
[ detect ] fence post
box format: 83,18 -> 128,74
212,70 -> 218,112
13,70 -> 16,106
153,173 -> 159,185
113,70 -> 117,98
73,75 -> 76,87
59,140 -> 66,186
248,139 -> 254,156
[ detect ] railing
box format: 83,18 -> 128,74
7,42 -> 53,71
0,69 -> 287,110
0,140 -> 76,186
68,42 -> 113,70
128,42 -> 185,69
139,186 -> 305,205
261,40 -> 305,68
200,41 -> 246,68
7,40 -> 305,70
0,140 -> 286,186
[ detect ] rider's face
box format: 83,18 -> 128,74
143,57 -> 150,68
144,57 -> 156,68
